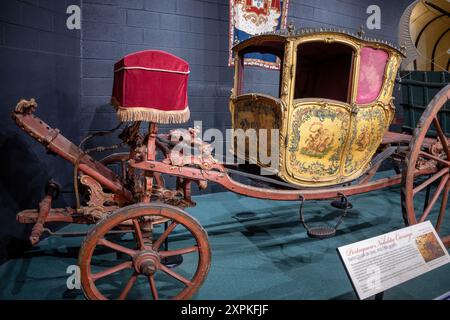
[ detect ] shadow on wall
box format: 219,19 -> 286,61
0,46 -> 82,264
0,92 -> 83,265
0,123 -> 85,265
0,96 -> 124,265
0,130 -> 51,264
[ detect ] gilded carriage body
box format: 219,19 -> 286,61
230,29 -> 404,187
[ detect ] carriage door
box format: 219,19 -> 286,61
342,46 -> 393,179
283,41 -> 356,186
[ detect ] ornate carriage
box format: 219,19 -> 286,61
230,29 -> 403,187
10,28 -> 450,300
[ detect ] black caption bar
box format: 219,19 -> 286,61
0,300 -> 445,319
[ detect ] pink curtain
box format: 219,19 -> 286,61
356,47 -> 388,104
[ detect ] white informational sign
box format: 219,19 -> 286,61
337,221 -> 450,300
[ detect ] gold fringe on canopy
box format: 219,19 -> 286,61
111,97 -> 190,124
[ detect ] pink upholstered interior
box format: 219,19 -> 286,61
356,47 -> 388,104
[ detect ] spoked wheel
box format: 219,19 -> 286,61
100,152 -> 130,183
100,152 -> 165,191
78,203 -> 211,300
401,84 -> 450,247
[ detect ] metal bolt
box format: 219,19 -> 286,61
141,261 -> 157,276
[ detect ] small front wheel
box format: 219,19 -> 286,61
78,203 -> 211,300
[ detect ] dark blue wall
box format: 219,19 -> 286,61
0,0 -> 414,263
0,0 -> 81,263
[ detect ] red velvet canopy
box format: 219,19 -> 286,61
112,50 -> 190,123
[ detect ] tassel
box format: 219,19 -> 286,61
112,101 -> 190,124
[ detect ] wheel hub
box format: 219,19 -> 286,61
133,250 -> 160,276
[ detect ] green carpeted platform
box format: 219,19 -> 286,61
0,173 -> 449,300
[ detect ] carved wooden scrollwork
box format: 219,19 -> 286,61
80,175 -> 119,221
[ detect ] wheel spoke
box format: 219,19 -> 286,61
148,275 -> 159,300
419,151 -> 450,166
441,235 -> 450,248
436,181 -> 450,232
159,264 -> 192,286
98,238 -> 136,257
81,204 -> 211,300
153,221 -> 178,251
118,273 -> 138,300
92,261 -> 133,281
432,117 -> 450,160
402,85 -> 450,248
413,168 -> 449,195
159,246 -> 199,258
420,174 -> 449,223
132,219 -> 146,250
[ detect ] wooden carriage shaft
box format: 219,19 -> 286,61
12,108 -> 437,211
130,160 -> 435,201
12,113 -> 133,203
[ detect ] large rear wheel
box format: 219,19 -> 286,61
401,84 -> 450,247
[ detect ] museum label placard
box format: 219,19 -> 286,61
337,221 -> 450,300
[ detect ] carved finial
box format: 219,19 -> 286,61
287,20 -> 295,34
396,72 -> 402,88
357,25 -> 365,38
400,42 -> 407,53
15,98 -> 37,115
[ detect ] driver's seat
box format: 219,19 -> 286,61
111,50 -> 190,124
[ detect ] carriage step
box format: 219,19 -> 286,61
306,226 -> 337,239
17,207 -> 77,224
330,198 -> 353,210
300,195 -> 350,239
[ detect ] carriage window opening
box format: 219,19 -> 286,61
239,52 -> 283,98
294,42 -> 354,103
